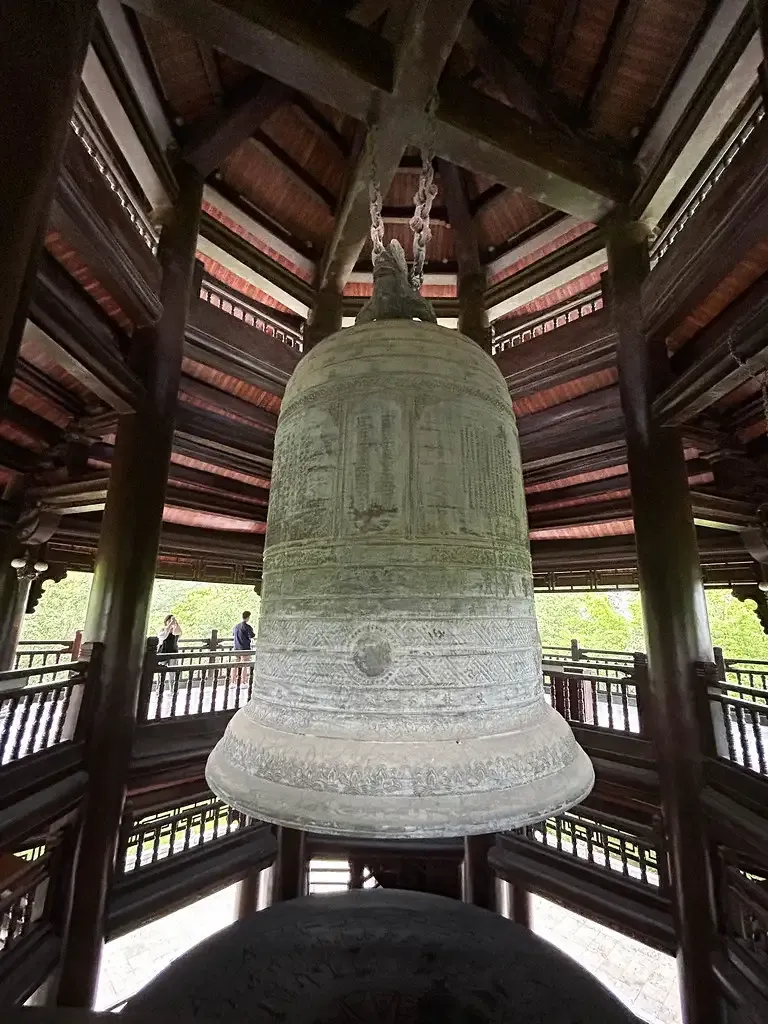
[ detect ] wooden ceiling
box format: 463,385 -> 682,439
3,0 -> 768,590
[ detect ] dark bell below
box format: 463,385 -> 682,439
125,890 -> 639,1023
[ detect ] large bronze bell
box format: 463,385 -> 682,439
207,292 -> 593,836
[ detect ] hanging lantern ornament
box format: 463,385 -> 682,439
206,141 -> 593,838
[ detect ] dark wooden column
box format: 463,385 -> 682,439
753,0 -> 768,101
0,555 -> 41,671
237,869 -> 262,919
55,164 -> 203,1009
272,827 -> 307,902
0,0 -> 98,397
510,884 -> 532,927
437,159 -> 489,350
607,220 -> 722,1024
304,287 -> 343,351
463,834 -> 497,911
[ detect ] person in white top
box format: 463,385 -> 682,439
158,614 -> 182,655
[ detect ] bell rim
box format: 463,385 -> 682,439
206,744 -> 595,839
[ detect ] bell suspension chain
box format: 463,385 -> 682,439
409,96 -> 439,292
367,125 -> 386,258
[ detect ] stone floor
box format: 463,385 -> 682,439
94,883 -> 681,1023
531,896 -> 682,1024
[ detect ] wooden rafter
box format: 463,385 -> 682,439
654,273 -> 768,425
436,160 -> 480,276
581,0 -> 643,121
124,0 -> 633,246
318,0 -> 474,292
181,74 -> 289,176
544,0 -> 582,88
460,4 -> 586,140
252,130 -> 337,212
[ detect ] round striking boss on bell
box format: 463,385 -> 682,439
206,318 -> 593,837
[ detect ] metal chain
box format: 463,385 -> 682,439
726,326 -> 768,429
409,97 -> 439,292
367,126 -> 385,257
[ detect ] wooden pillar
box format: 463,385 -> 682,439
607,219 -> 722,1024
304,287 -> 343,351
55,164 -> 203,1009
237,869 -> 262,919
463,834 -> 497,911
510,885 -> 532,927
753,0 -> 768,102
0,0 -> 98,398
458,272 -> 490,351
437,159 -> 489,350
272,827 -> 306,902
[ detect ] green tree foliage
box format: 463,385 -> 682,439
20,571 -> 768,662
534,593 -> 634,653
162,584 -> 260,641
20,572 -> 260,646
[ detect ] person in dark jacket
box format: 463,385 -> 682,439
233,610 -> 255,687
233,610 -> 255,651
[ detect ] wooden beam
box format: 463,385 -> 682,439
496,307 -> 617,399
289,94 -> 350,157
252,130 -> 336,212
529,491 -> 757,532
123,0 -> 393,121
644,112 -> 768,341
167,462 -> 269,503
4,402 -> 64,448
49,129 -> 163,326
544,0 -> 582,88
486,229 -> 606,322
164,483 -> 268,523
518,385 -> 622,440
123,0 -> 632,253
434,77 -> 634,223
174,405 -> 274,477
185,291 -> 301,396
179,376 -> 278,432
318,0 -> 474,292
197,212 -> 314,316
0,0 -> 97,399
469,183 -> 506,217
438,159 -> 487,345
29,252 -> 143,414
635,8 -> 759,226
26,476 -> 110,514
654,272 -> 768,425
519,413 -> 626,469
181,75 -> 289,176
14,358 -> 85,419
581,0 -> 643,121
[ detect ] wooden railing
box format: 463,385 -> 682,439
0,842 -> 53,961
542,654 -> 646,735
200,277 -> 304,352
138,645 -> 255,722
70,96 -> 157,252
718,852 -> 768,988
516,809 -> 667,892
650,96 -> 765,267
117,796 -> 253,875
492,289 -> 603,355
14,631 -> 83,681
0,660 -> 91,767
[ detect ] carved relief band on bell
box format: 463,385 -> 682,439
218,728 -> 580,798
241,697 -> 545,741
